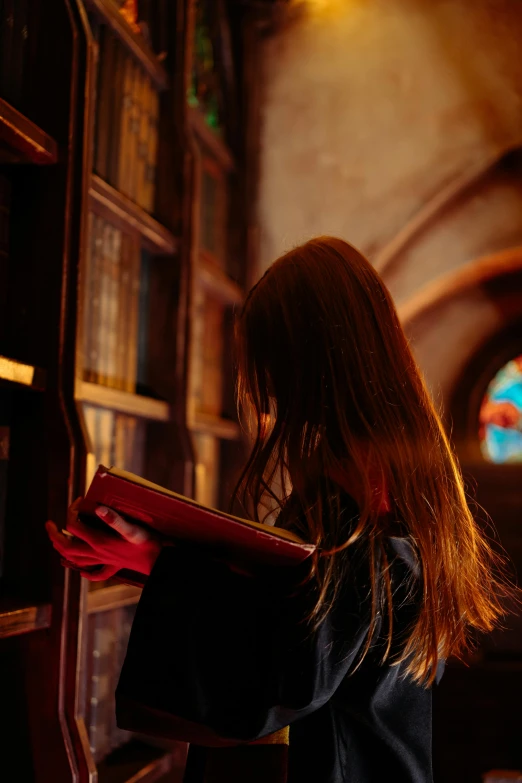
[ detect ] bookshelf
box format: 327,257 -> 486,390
0,0 -> 265,780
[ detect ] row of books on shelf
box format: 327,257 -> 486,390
93,22 -> 160,212
83,404 -> 145,476
0,0 -> 29,112
83,214 -> 148,391
86,604 -> 136,762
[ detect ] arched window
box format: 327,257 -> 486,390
479,354 -> 522,463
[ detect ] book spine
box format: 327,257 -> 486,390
109,605 -> 135,751
124,239 -> 141,393
135,69 -> 148,209
126,60 -> 140,201
117,52 -> 132,197
145,81 -> 159,212
0,174 -> 10,349
83,404 -> 98,486
82,212 -> 95,382
136,248 -> 150,394
107,226 -> 122,388
190,286 -> 205,417
94,28 -> 115,181
109,39 -> 125,188
201,298 -> 224,417
193,433 -> 219,508
123,415 -> 137,472
97,221 -> 112,386
98,409 -> 115,468
113,413 -> 126,470
88,216 -> 104,384
87,611 -> 115,762
115,232 -> 129,390
0,424 -> 9,579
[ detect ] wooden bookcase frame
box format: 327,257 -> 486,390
0,0 -> 266,780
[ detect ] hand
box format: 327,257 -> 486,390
45,498 -> 163,581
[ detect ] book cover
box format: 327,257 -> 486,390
79,465 -> 315,568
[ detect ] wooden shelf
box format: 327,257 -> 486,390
98,741 -> 174,783
189,107 -> 235,171
87,583 -> 142,614
0,97 -> 58,165
90,175 -> 178,255
76,381 -> 170,421
0,601 -> 52,639
191,412 -> 241,440
86,0 -> 168,90
0,356 -> 46,390
199,256 -> 244,306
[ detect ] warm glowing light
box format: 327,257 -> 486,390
295,0 -> 355,16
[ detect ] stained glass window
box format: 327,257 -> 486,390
479,354 -> 522,463
187,0 -> 221,132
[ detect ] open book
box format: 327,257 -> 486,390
79,466 -> 315,568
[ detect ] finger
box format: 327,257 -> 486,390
67,498 -> 83,529
47,522 -> 94,558
95,506 -> 150,544
67,513 -> 111,548
79,564 -> 119,582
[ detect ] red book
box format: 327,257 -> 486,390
79,466 -> 315,568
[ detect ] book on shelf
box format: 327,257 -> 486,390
93,27 -> 160,212
200,296 -> 224,417
78,465 -> 315,577
83,406 -> 145,476
193,432 -> 219,509
87,608 -> 115,762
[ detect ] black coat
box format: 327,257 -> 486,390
116,494 -> 441,783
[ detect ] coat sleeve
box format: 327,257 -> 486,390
115,541 -> 372,744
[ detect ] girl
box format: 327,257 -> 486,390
47,237 -> 508,783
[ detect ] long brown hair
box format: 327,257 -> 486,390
233,236 -> 510,685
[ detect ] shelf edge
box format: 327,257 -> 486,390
90,175 -> 178,255
0,356 -> 46,390
0,603 -> 52,639
76,380 -> 170,421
